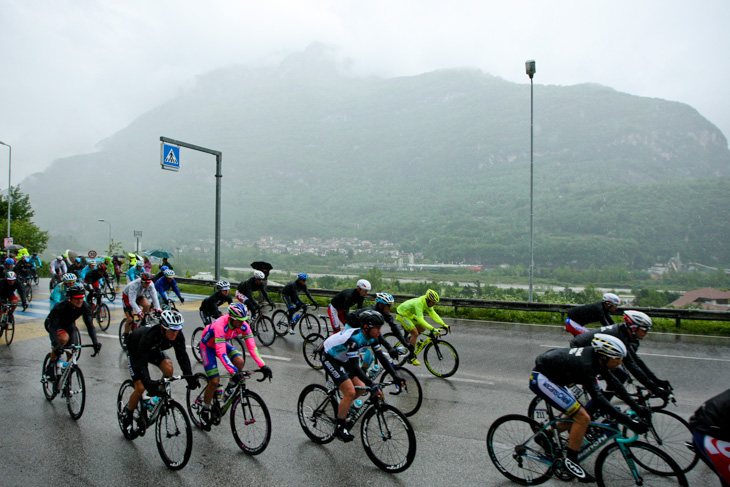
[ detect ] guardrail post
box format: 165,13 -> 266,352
676,316 -> 681,329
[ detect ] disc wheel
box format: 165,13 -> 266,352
423,340 -> 459,378
360,404 -> 417,473
297,383 -> 337,444
155,400 -> 193,470
379,366 -> 423,417
65,366 -> 86,420
302,333 -> 325,370
231,390 -> 272,455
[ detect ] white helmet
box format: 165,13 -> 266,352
356,279 -> 371,292
602,293 -> 621,306
253,270 -> 265,280
623,310 -> 652,330
591,333 -> 627,359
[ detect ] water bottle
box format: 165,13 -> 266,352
222,384 -> 235,402
293,313 -> 301,324
56,360 -> 68,374
142,393 -> 159,410
349,399 -> 363,416
367,363 -> 381,380
215,385 -> 225,401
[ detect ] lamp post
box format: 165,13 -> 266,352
0,140 -> 11,239
525,60 -> 536,303
98,219 -> 112,253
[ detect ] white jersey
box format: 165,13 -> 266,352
123,278 -> 161,314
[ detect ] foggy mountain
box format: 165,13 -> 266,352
21,45 -> 730,268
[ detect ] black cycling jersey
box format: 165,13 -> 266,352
236,277 -> 273,311
14,260 -> 33,278
46,300 -> 99,349
690,388 -> 730,441
126,323 -> 193,395
199,291 -> 233,318
570,323 -> 664,395
567,301 -> 614,328
281,279 -> 315,305
0,278 -> 26,306
534,346 -> 638,424
84,265 -> 106,285
330,288 -> 364,318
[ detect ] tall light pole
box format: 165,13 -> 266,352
98,219 -> 112,253
525,60 -> 536,303
0,140 -> 11,239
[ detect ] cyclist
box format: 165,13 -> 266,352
44,285 -> 102,380
121,272 -> 162,341
152,265 -> 170,283
199,280 -> 233,323
120,310 -> 198,434
565,292 -> 621,336
321,309 -> 403,442
235,270 -> 274,317
3,257 -> 15,274
50,273 -> 80,307
281,273 -> 318,335
197,303 -> 273,431
529,333 -> 648,482
112,256 -> 123,285
126,259 -> 144,283
82,259 -> 106,309
569,309 -> 673,402
0,271 -> 27,317
327,279 -> 371,334
50,256 -> 68,282
69,257 -> 85,278
154,269 -> 185,307
690,388 -> 730,487
395,289 -> 449,366
346,292 -> 412,366
14,255 -> 33,281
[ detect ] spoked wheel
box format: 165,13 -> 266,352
297,383 -> 337,444
486,414 -> 554,485
271,310 -> 289,337
381,333 -> 410,366
155,400 -> 193,470
65,366 -> 86,420
191,327 -> 204,363
97,303 -> 111,331
103,281 -> 116,302
117,379 -> 142,440
379,366 -> 423,417
118,319 -> 128,349
302,333 -> 325,370
298,313 -> 321,338
622,410 -> 698,474
41,353 -> 58,400
24,283 -> 33,303
423,340 -> 459,378
360,404 -> 417,473
231,390 -> 272,455
254,315 -> 276,347
185,373 -> 210,429
2,314 -> 15,346
595,440 -> 688,487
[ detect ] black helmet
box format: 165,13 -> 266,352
66,285 -> 86,299
360,309 -> 384,328
140,272 -> 153,282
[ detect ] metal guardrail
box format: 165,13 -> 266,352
176,277 -> 730,328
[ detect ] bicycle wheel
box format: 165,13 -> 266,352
49,277 -> 57,291
297,383 -> 337,444
155,400 -> 193,470
42,353 -> 58,400
272,309 -> 291,337
65,366 -> 86,420
379,366 -> 423,417
622,410 -> 698,474
381,332 -> 410,366
230,390 -> 272,455
527,395 -> 558,427
302,333 -> 325,370
191,327 -> 204,363
104,281 -> 116,302
117,380 -> 141,439
298,313 -> 321,338
3,314 -> 14,346
595,440 -> 688,487
486,414 -> 554,485
254,315 -> 276,347
185,373 -> 209,429
24,283 -> 33,303
360,404 -> 417,473
96,303 -> 111,331
423,339 -> 459,378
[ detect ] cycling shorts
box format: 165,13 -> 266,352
321,355 -> 352,387
126,350 -> 169,383
122,293 -> 145,313
693,430 -> 730,487
529,371 -> 582,417
201,342 -> 242,379
327,304 -> 345,332
396,314 -> 419,333
565,317 -> 589,336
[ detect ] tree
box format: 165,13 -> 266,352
0,186 -> 48,253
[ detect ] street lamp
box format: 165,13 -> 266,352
0,140 -> 11,239
525,60 -> 536,303
98,219 -> 112,253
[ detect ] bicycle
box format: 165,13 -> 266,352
186,369 -> 272,455
250,308 -> 276,347
116,375 -> 193,470
272,303 -> 321,338
486,412 -> 688,486
49,273 -> 63,291
383,325 -> 460,378
118,311 -> 162,349
297,381 -> 417,473
21,275 -> 33,303
161,293 -> 178,312
0,302 -> 15,346
190,324 -> 246,363
101,271 -> 116,302
41,344 -> 99,420
88,288 -> 111,331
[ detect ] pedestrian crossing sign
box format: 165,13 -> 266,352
161,143 -> 180,171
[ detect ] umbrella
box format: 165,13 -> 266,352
4,243 -> 25,251
250,261 -> 273,271
144,249 -> 175,259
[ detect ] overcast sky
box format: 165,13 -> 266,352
1,0 -> 729,184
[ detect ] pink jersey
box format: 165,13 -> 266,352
200,314 -> 265,374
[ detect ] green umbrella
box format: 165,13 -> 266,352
143,249 -> 175,259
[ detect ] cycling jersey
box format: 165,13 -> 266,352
125,323 -> 193,395
199,291 -> 233,319
691,388 -> 730,487
235,277 -> 273,312
50,260 -> 67,276
281,279 -> 315,306
0,278 -> 27,307
348,304 -> 408,346
122,279 -> 161,314
396,295 -> 446,332
83,265 -> 106,288
45,300 -> 99,350
126,266 -> 143,283
200,314 -> 265,377
566,301 -> 614,335
50,283 -> 69,307
14,260 -> 33,279
328,288 -> 365,330
154,277 -> 183,302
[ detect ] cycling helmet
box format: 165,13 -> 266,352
591,333 -> 627,359
253,270 -> 265,280
160,310 -> 184,330
56,256 -> 63,261
215,280 -> 230,291
88,258 -> 97,266
23,256 -> 30,262
356,279 -> 372,292
360,309 -> 385,328
135,260 -> 144,267
163,269 -> 175,277
5,271 -> 16,280
228,303 -> 249,321
4,258 -> 13,265
623,310 -> 652,330
602,292 -> 621,306
160,265 -> 169,272
66,285 -> 86,299
75,257 -> 81,263
62,273 -> 77,283
140,272 -> 153,282
375,292 -> 395,305
425,289 -> 440,303
297,273 -> 308,280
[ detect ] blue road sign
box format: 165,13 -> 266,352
161,143 -> 180,171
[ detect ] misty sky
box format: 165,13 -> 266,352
1,0 -> 729,184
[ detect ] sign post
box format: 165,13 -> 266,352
134,230 -> 143,254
